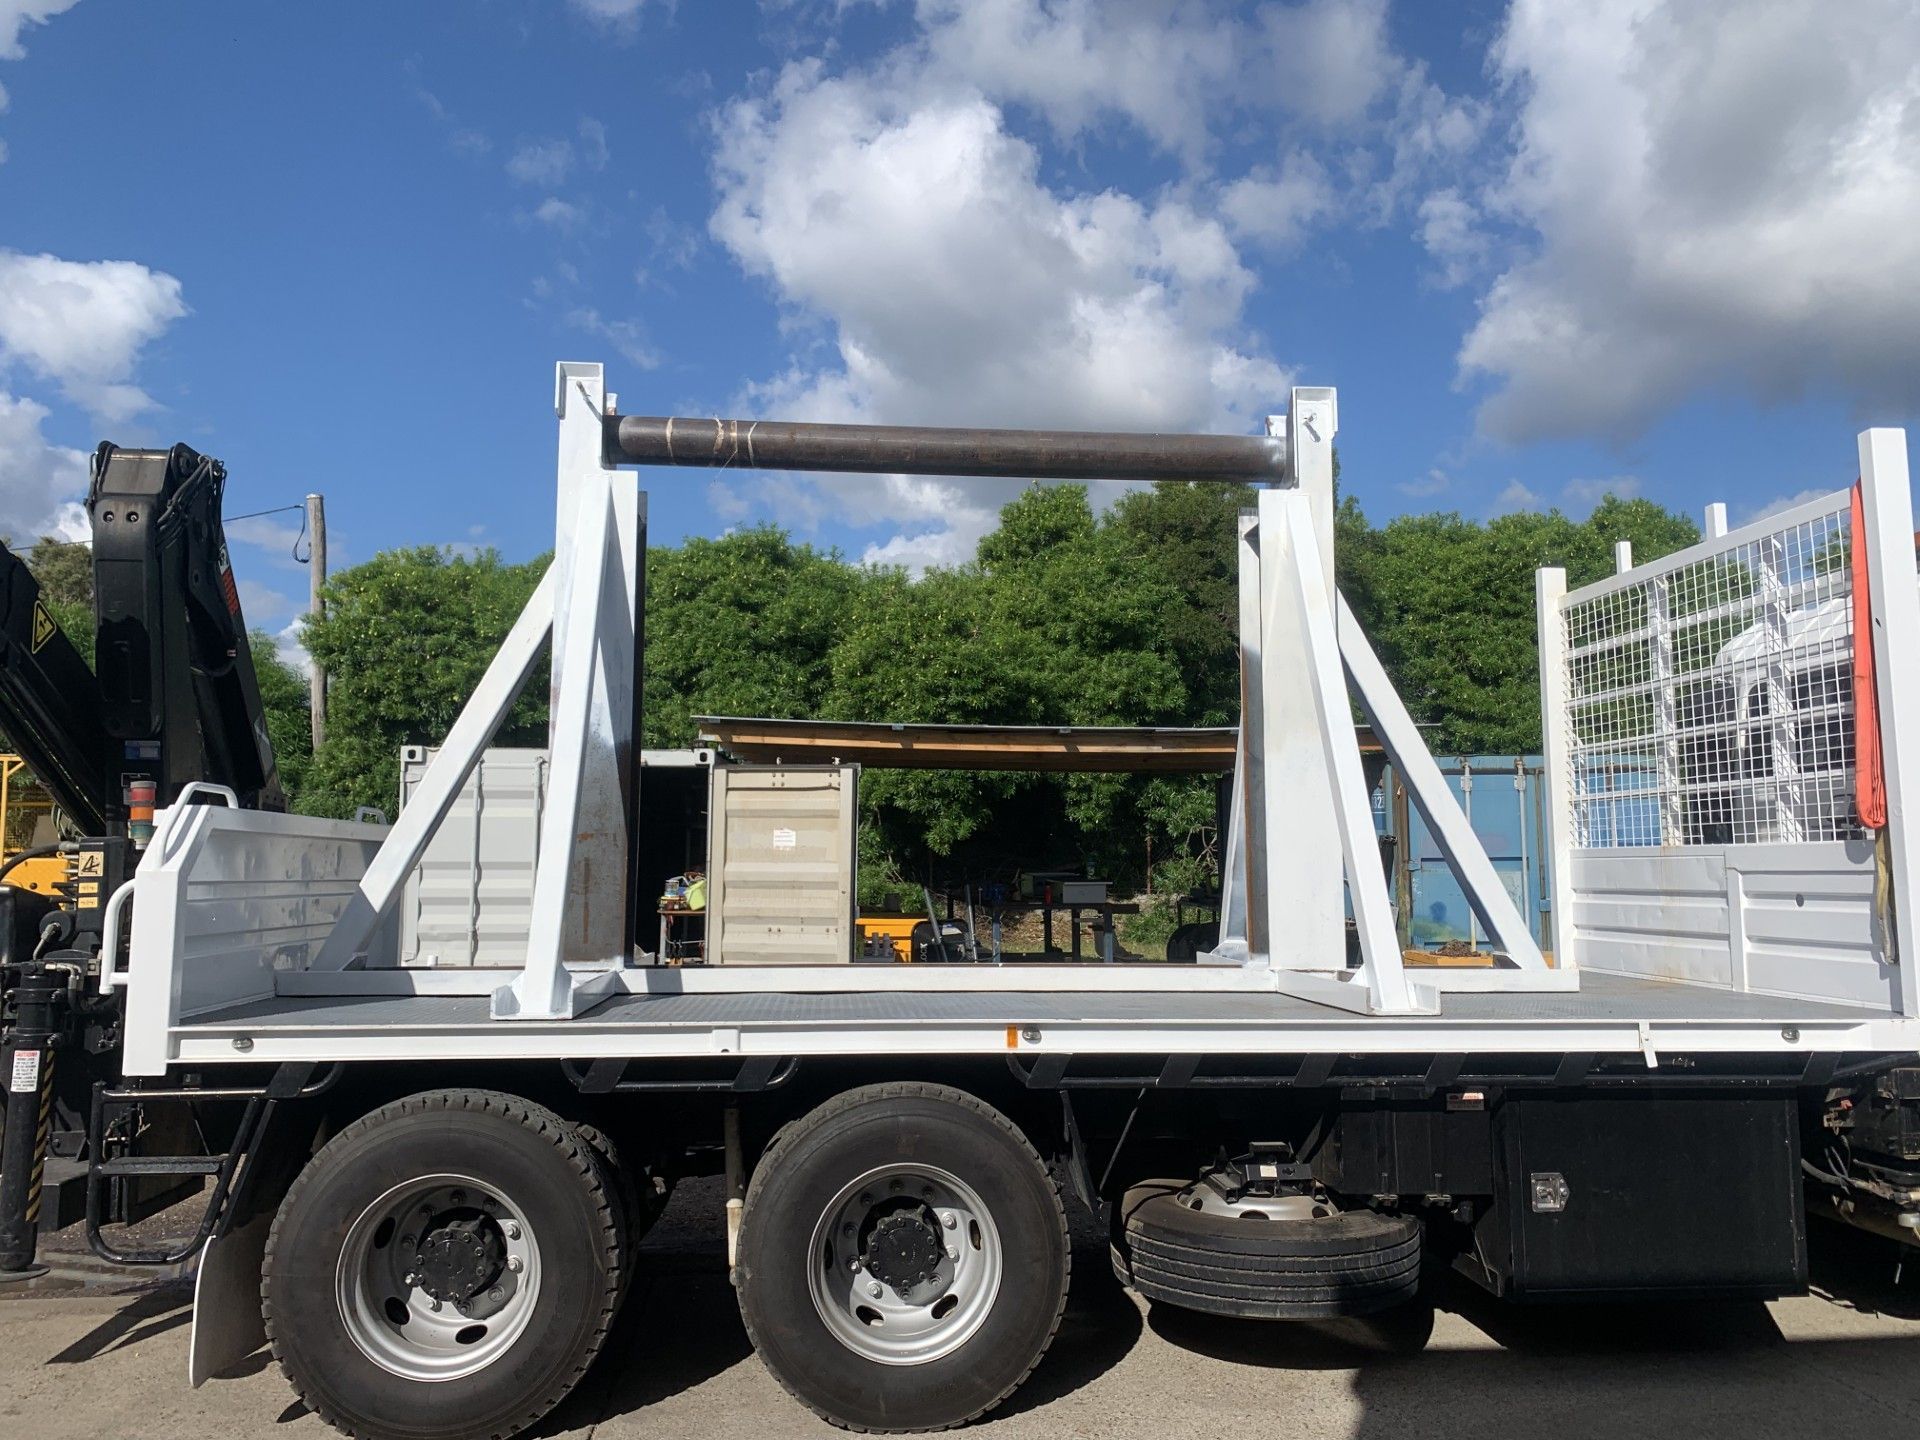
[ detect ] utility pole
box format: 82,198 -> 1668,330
307,492 -> 327,750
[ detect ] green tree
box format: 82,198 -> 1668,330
1107,481 -> 1258,726
830,485 -> 1191,886
25,535 -> 95,662
1351,492 -> 1699,752
643,527 -> 866,747
300,547 -> 549,816
249,630 -> 313,804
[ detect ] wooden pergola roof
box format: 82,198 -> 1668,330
695,717 -> 1384,773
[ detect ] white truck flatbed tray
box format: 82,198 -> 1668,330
165,973 -> 1913,1067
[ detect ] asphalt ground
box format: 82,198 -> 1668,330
3,1178 -> 1918,1440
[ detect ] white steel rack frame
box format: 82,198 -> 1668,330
123,366 -> 1920,1075
295,364 -> 1557,1019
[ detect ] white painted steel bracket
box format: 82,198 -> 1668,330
1215,392 -> 1568,1012
313,363 -> 643,1020
1858,428 -> 1920,1018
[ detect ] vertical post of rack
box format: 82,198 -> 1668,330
1857,428 -> 1920,1017
1535,567 -> 1577,971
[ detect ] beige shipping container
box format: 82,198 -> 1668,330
706,765 -> 857,965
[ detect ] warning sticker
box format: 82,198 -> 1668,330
9,1049 -> 39,1094
74,850 -> 104,878
30,599 -> 57,653
771,827 -> 798,850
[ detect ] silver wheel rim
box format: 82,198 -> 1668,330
335,1173 -> 542,1382
807,1162 -> 1003,1366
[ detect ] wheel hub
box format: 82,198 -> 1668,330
414,1211 -> 504,1304
864,1209 -> 944,1291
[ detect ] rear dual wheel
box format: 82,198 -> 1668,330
735,1083 -> 1069,1432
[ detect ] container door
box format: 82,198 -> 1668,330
706,764 -> 858,965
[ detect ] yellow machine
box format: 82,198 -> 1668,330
0,754 -> 66,896
855,914 -> 919,963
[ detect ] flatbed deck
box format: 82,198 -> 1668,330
166,972 -> 1910,1067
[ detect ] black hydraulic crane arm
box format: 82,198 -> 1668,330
0,442 -> 283,843
0,548 -> 111,835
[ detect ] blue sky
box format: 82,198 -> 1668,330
2,0 -> 1917,657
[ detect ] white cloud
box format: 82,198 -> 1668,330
1493,478 -> 1542,513
577,116 -> 609,171
709,51 -> 1290,563
0,1 -> 79,61
412,79 -> 491,156
1562,474 -> 1641,509
911,0 -> 1397,160
566,307 -> 660,369
1459,0 -> 1920,443
532,197 -> 585,230
507,118 -> 609,190
1416,188 -> 1486,289
1742,486 -> 1835,525
237,577 -> 297,628
0,249 -> 186,421
569,0 -> 649,24
0,389 -> 89,542
273,616 -> 311,677
1398,467 -> 1450,499
507,138 -> 574,187
706,479 -> 750,522
1221,151 -> 1335,252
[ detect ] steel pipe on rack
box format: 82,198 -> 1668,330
606,414 -> 1288,482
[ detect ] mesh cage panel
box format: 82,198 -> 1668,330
1562,501 -> 1861,848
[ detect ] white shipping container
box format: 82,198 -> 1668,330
706,765 -> 858,965
398,746 -> 713,967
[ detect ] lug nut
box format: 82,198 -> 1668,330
922,1187 -> 935,1200
401,1234 -> 416,1249
859,1192 -> 873,1206
941,1213 -> 957,1229
890,1179 -> 903,1193
504,1222 -> 521,1241
449,1189 -> 466,1205
946,1246 -> 958,1261
506,1255 -> 524,1274
867,1283 -> 883,1299
847,1257 -> 861,1271
842,1223 -> 855,1236
428,1298 -> 441,1312
488,1286 -> 503,1302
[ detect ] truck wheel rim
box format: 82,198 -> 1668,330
334,1172 -> 542,1382
807,1162 -> 1003,1366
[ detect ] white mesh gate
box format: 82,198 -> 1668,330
1561,493 -> 1861,851
1536,429 -> 1920,1016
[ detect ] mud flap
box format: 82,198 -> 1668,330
188,1209 -> 270,1386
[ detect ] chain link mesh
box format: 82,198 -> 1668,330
1562,498 -> 1860,848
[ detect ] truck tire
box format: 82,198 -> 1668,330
1113,1180 -> 1420,1319
1164,922 -> 1219,964
735,1082 -> 1069,1432
263,1089 -> 622,1440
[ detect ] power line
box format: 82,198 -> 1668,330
18,501 -> 313,562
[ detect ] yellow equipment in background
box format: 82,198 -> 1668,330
855,914 -> 919,963
0,754 -> 66,896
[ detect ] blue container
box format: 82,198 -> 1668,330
1378,754 -> 1552,951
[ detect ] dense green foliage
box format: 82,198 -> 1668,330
27,536 -> 95,663
7,482 -> 1702,893
299,547 -> 548,816
290,480 -> 1698,895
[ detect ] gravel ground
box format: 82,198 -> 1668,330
2,1178 -> 1918,1440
